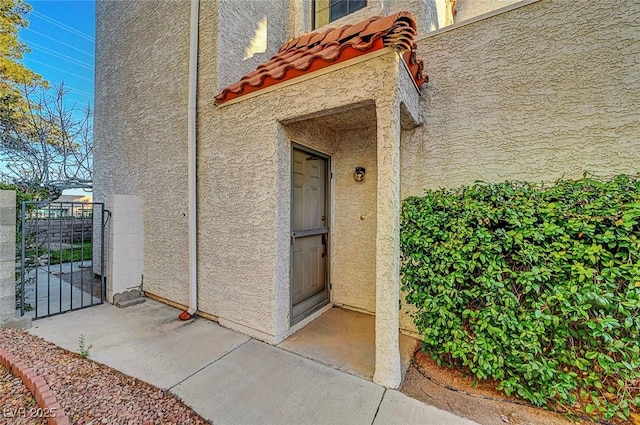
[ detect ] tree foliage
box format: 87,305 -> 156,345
401,174 -> 640,421
1,0 -> 46,125
1,0 -> 92,195
1,82 -> 93,194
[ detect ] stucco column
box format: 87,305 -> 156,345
373,98 -> 402,388
107,195 -> 144,305
0,191 -> 16,323
0,190 -> 30,329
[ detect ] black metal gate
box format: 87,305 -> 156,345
19,201 -> 106,319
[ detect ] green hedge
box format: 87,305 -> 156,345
401,174 -> 640,421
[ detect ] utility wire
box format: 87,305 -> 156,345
65,94 -> 94,105
24,27 -> 95,57
24,58 -> 93,83
28,41 -> 94,70
30,10 -> 95,43
64,86 -> 94,98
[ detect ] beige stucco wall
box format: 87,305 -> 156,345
402,0 -> 640,198
453,0 -> 524,23
283,120 -> 379,315
197,51 -> 407,341
397,0 -> 640,333
95,0 -> 640,344
332,126 -> 378,313
217,0 -> 287,89
94,0 -> 191,305
286,0 -> 442,39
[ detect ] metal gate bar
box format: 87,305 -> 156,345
19,201 -> 106,319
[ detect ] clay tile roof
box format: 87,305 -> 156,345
215,11 -> 427,105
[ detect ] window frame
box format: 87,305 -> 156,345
312,0 -> 368,30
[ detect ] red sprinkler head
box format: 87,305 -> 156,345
178,310 -> 193,321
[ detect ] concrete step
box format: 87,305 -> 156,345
115,297 -> 145,308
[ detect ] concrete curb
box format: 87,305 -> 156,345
0,347 -> 70,425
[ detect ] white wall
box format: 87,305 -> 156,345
107,195 -> 144,303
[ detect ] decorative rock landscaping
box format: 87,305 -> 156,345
0,329 -> 209,425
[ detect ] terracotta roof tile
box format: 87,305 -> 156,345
215,11 -> 427,105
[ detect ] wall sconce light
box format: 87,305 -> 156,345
353,167 -> 366,182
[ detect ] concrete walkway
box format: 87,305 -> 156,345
22,261 -> 100,318
28,299 -> 478,425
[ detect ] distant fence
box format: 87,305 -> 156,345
19,201 -> 105,319
24,218 -> 94,245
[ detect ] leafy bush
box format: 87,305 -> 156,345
401,174 -> 640,421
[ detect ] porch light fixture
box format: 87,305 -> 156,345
353,167 -> 366,182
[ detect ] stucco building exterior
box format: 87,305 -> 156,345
94,0 -> 640,388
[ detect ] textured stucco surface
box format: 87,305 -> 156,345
217,0 -> 287,90
197,52 -> 408,343
198,0 -> 219,99
95,0 -> 639,387
107,195 -> 144,304
94,0 -> 190,305
404,0 -> 640,197
332,125 -> 378,313
453,0 -> 524,23
284,118 -> 379,316
398,0 -> 640,334
0,191 -> 16,322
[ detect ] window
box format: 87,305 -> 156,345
313,0 -> 367,29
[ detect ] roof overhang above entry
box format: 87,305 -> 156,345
215,12 -> 427,105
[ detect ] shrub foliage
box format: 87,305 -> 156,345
401,174 -> 640,420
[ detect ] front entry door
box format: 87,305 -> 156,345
291,146 -> 329,324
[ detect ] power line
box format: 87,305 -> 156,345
24,27 -> 95,57
28,41 -> 94,70
64,86 -> 94,98
30,10 -> 95,43
24,58 -> 93,83
66,93 -> 94,103
59,92 -> 94,105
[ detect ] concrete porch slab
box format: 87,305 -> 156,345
171,339 -> 385,425
23,296 -> 480,425
28,299 -> 250,389
277,307 -> 419,380
374,390 -> 480,425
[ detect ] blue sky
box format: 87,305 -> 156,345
19,0 -> 95,109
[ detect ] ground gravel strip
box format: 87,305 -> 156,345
1,364 -> 47,425
0,328 -> 210,425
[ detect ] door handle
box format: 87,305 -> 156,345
321,234 -> 327,257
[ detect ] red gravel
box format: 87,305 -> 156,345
1,364 -> 47,425
0,328 -> 210,425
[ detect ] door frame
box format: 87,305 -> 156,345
290,142 -> 332,325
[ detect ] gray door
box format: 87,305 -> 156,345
291,147 -> 329,324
